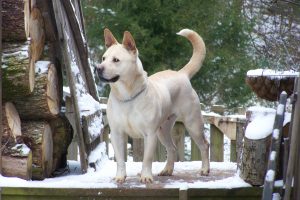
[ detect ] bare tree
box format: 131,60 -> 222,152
243,0 -> 300,70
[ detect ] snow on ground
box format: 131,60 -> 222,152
0,159 -> 250,189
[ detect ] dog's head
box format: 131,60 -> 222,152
96,28 -> 139,83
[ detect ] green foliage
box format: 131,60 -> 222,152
82,0 -> 256,109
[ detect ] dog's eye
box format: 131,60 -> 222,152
113,57 -> 120,63
102,57 -> 106,61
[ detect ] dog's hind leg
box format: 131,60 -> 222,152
183,109 -> 210,176
157,114 -> 177,176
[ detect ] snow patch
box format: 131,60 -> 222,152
35,61 -> 51,74
265,170 -> 275,182
245,109 -> 275,139
270,151 -> 276,161
245,106 -> 291,140
247,69 -> 298,78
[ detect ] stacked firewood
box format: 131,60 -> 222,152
246,73 -> 295,101
1,0 -> 72,180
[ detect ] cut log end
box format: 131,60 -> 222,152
30,60 -> 35,92
2,144 -> 32,180
22,121 -> 54,179
30,7 -> 45,62
42,123 -> 54,177
2,102 -> 22,146
47,64 -> 60,115
14,61 -> 60,120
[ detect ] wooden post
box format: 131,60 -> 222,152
263,92 -> 287,200
210,105 -> 225,162
154,141 -> 166,162
172,122 -> 185,161
210,125 -> 224,162
284,78 -> 300,200
236,119 -> 245,166
133,138 -> 143,162
230,140 -> 237,162
0,0 -> 2,174
52,0 -> 89,172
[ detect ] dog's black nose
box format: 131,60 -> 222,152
96,65 -> 104,77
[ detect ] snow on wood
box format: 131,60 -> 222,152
247,69 -> 299,78
270,151 -> 276,161
265,169 -> 275,182
245,106 -> 291,140
245,109 -> 275,140
272,129 -> 280,140
88,142 -> 107,164
35,61 -> 51,74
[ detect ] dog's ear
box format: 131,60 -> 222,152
104,28 -> 117,48
122,31 -> 136,53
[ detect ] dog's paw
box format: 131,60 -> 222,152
158,168 -> 173,176
140,175 -> 153,184
114,176 -> 126,184
200,168 -> 209,176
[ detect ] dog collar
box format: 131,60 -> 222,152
122,85 -> 147,102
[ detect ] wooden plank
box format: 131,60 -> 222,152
189,187 -> 263,199
284,78 -> 300,200
133,138 -> 144,162
0,0 -> 2,174
263,92 -> 287,199
172,122 -> 185,161
230,140 -> 237,162
191,139 -> 201,161
61,0 -> 98,101
52,0 -> 88,172
1,187 -> 272,199
210,124 -> 224,162
2,187 -> 179,200
35,0 -> 58,42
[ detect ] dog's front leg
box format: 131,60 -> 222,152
110,131 -> 127,183
140,133 -> 157,183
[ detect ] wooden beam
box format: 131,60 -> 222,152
0,0 -> 2,174
263,92 -> 287,200
284,78 -> 300,200
210,124 -> 224,162
61,0 -> 99,101
52,0 -> 88,172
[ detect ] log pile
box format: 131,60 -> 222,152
1,0 -> 72,180
246,69 -> 297,101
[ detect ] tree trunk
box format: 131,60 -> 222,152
2,42 -> 34,101
14,61 -> 60,120
2,0 -> 30,41
50,117 -> 73,171
2,143 -> 32,180
21,121 -> 53,180
2,102 -> 22,146
240,135 -> 271,186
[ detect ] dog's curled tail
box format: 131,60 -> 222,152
177,29 -> 206,79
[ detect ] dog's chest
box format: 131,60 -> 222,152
109,102 -> 151,138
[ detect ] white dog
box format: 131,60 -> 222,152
96,28 -> 210,183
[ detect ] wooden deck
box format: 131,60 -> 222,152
1,186 -> 264,200
0,166 -> 266,200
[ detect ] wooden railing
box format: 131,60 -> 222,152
101,104 -> 246,163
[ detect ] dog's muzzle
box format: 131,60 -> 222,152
95,65 -> 120,83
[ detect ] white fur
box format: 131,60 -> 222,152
97,28 -> 210,184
